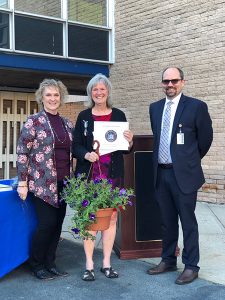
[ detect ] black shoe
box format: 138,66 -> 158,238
33,269 -> 55,280
47,267 -> 68,277
100,267 -> 119,278
82,269 -> 95,281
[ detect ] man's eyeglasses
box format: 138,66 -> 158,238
162,79 -> 182,85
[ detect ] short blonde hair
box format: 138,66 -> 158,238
35,78 -> 68,108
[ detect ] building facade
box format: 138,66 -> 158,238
0,0 -> 113,178
110,0 -> 225,204
0,0 -> 224,204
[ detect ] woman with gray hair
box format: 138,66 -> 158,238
17,79 -> 73,280
73,73 -> 133,281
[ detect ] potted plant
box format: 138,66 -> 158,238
61,173 -> 134,240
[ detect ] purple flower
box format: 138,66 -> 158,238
77,173 -> 82,178
128,200 -> 133,206
63,179 -> 68,185
107,179 -> 113,184
72,228 -> 80,234
82,199 -> 89,207
94,178 -> 101,184
93,192 -> 98,198
89,213 -> 95,220
58,198 -> 65,205
119,188 -> 127,196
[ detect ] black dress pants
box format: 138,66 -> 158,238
155,167 -> 200,272
29,183 -> 66,272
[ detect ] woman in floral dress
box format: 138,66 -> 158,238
17,79 -> 73,280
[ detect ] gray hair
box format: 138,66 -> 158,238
35,78 -> 68,108
86,73 -> 112,108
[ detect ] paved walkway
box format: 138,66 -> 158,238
142,202 -> 225,286
1,201 -> 225,300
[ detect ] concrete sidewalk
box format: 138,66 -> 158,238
63,201 -> 225,286
142,201 -> 225,285
1,201 -> 225,300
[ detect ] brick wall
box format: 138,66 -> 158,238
59,102 -> 85,126
110,0 -> 225,203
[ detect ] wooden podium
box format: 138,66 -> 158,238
113,135 -> 163,259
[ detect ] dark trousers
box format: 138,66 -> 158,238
155,167 -> 200,272
29,184 -> 66,272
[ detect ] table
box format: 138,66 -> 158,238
0,180 -> 37,278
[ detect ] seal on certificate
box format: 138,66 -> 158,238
105,130 -> 117,142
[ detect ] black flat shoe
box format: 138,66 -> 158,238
47,267 -> 68,277
100,267 -> 118,278
33,269 -> 55,280
82,269 -> 95,281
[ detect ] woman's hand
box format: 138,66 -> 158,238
85,151 -> 99,162
17,181 -> 28,201
123,130 -> 134,149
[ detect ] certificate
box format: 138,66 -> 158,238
93,121 -> 129,155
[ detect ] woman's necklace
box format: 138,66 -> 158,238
51,117 -> 67,144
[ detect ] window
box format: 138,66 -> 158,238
14,0 -> 61,18
0,0 -> 113,62
0,0 -> 8,9
0,12 -> 9,49
68,0 -> 107,26
15,15 -> 63,55
68,24 -> 108,61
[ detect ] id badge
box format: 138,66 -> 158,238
177,133 -> 184,144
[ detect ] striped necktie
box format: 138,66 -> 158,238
158,101 -> 173,163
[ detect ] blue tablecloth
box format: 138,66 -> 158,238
0,180 -> 37,278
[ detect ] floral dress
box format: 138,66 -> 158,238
17,110 -> 73,207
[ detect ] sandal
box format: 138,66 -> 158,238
100,267 -> 119,279
82,269 -> 95,281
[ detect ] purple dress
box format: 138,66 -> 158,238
92,113 -> 122,189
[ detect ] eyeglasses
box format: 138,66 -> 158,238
162,79 -> 182,85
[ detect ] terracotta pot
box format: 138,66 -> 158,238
88,207 -> 114,231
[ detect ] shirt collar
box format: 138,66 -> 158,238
165,93 -> 182,105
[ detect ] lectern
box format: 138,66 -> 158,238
114,135 -> 163,259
